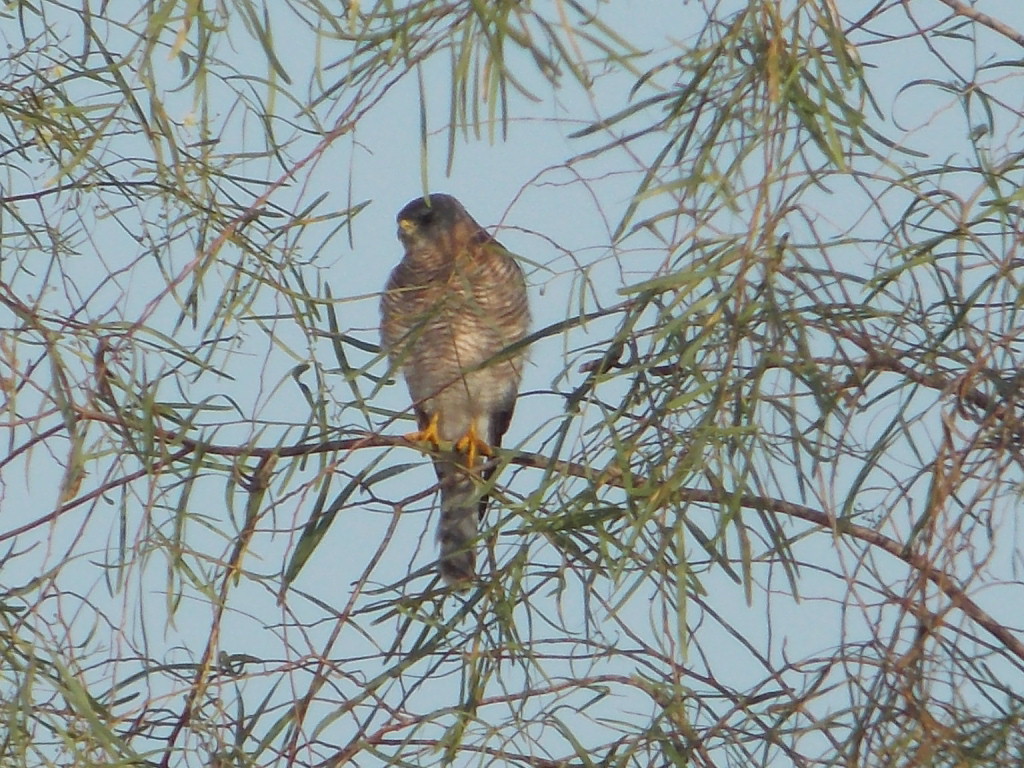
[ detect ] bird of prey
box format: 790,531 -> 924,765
380,193 -> 530,587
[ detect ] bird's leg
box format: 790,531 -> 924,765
405,411 -> 442,449
455,422 -> 493,468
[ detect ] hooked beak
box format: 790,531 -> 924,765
397,218 -> 416,240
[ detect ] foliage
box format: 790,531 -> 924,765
2,0 -> 1024,766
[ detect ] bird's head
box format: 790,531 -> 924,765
396,193 -> 467,247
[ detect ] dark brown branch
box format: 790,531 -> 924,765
9,402 -> 1021,666
682,489 -> 1024,664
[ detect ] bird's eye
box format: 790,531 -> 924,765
418,210 -> 435,225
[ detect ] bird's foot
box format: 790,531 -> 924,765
405,412 -> 442,449
455,423 -> 493,468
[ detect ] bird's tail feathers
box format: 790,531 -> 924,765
437,463 -> 479,588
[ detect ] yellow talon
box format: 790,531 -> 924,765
405,412 -> 442,449
454,423 -> 492,468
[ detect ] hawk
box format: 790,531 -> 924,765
380,193 -> 530,587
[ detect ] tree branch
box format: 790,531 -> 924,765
933,0 -> 1024,48
10,403 -> 1021,665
